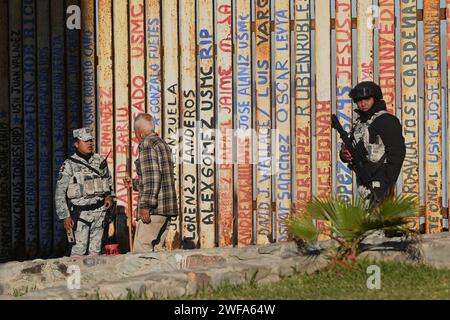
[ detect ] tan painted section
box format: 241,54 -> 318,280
198,0 -> 216,248
400,0 -> 420,229
113,0 -> 130,217
357,0 -> 374,81
274,0 -> 291,242
163,0 -> 181,250
98,0 -> 114,181
180,0 -> 198,248
254,0 -> 272,245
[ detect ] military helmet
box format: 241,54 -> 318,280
73,127 -> 94,142
349,81 -> 383,103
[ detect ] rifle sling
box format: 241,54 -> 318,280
68,156 -> 104,177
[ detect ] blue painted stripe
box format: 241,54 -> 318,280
0,0 -> 11,260
23,0 -> 38,258
81,12 -> 96,130
51,0 -> 67,255
66,0 -> 81,154
9,0 -> 25,259
37,0 -> 53,257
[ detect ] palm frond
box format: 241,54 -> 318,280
289,194 -> 420,268
286,214 -> 319,243
375,195 -> 420,220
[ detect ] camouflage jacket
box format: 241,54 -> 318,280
55,153 -> 115,220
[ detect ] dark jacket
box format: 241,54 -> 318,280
340,100 -> 406,189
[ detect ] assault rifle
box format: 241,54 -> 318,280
331,114 -> 379,202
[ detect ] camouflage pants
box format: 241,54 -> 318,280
71,208 -> 106,256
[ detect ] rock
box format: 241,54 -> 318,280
420,233 -> 450,268
21,263 -> 44,274
207,268 -> 246,287
0,262 -> 22,280
280,242 -> 300,254
293,255 -> 328,274
186,272 -> 211,295
184,255 -> 226,269
19,285 -> 92,300
359,250 -> 411,263
116,254 -> 171,277
82,256 -> 107,267
257,274 -> 281,285
97,278 -> 147,300
53,262 -> 68,275
152,286 -> 186,299
258,244 -> 282,254
229,249 -> 259,261
142,272 -> 188,298
235,263 -> 272,283
273,259 -> 297,278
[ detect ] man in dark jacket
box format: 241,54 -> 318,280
340,81 -> 406,205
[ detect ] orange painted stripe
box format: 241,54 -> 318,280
217,0 -> 234,247
162,0 -> 181,250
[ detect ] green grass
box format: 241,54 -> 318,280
172,261 -> 450,300
12,285 -> 36,297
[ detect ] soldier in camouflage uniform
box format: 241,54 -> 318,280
340,81 -> 406,205
55,128 -> 115,256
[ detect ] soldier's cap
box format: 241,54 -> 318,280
73,127 -> 94,141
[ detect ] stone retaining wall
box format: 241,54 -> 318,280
1,233 -> 449,300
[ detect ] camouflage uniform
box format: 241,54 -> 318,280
55,128 -> 115,256
342,81 -> 406,206
352,110 -> 389,199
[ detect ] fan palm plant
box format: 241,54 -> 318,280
287,195 -> 422,269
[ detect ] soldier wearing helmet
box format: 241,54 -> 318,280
340,81 -> 406,204
55,128 -> 115,256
